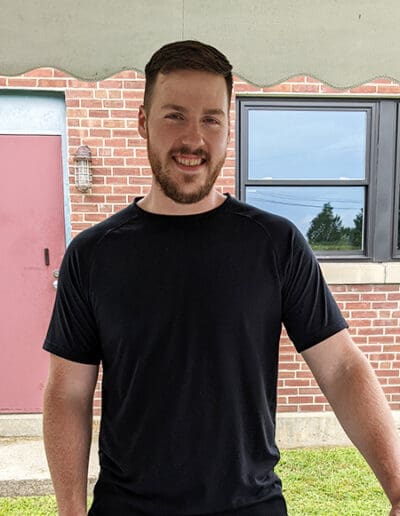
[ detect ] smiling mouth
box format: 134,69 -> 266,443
173,155 -> 207,168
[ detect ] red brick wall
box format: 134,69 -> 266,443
2,69 -> 399,415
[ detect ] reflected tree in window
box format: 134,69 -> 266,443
307,203 -> 363,251
307,203 -> 344,249
349,209 -> 363,249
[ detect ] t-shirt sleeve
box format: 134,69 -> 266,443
280,223 -> 348,353
43,235 -> 101,365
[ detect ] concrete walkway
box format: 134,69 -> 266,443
0,436 -> 99,497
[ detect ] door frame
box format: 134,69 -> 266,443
0,90 -> 70,243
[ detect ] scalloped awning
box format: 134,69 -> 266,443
1,0 -> 399,88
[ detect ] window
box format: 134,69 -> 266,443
237,99 -> 399,261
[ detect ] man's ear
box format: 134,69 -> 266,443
138,105 -> 147,139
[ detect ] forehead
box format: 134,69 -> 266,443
151,70 -> 229,113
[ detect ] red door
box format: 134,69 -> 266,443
0,134 -> 65,412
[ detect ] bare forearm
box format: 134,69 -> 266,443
43,388 -> 92,516
321,350 -> 400,507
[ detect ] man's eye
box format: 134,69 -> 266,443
204,117 -> 220,125
165,113 -> 183,120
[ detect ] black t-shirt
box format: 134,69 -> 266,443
44,194 -> 347,515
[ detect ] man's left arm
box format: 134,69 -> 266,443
302,329 -> 400,515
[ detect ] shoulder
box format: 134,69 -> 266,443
226,196 -> 305,247
60,205 -> 135,283
66,204 -> 134,256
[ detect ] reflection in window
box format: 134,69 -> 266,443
248,110 -> 367,181
246,186 -> 364,251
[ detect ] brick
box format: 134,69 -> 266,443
113,148 -> 133,157
369,353 -> 395,362
288,396 -> 314,404
88,129 -> 111,138
81,195 -> 106,203
334,294 -> 360,301
98,80 -> 123,88
350,310 -> 376,318
7,78 -> 38,87
381,344 -> 400,352
374,285 -> 400,291
368,336 -> 395,344
23,68 -> 53,78
358,327 -> 383,336
87,186 -> 112,194
103,119 -> 126,128
298,388 -> 321,395
284,379 -> 311,387
110,109 -> 137,118
106,177 -> 128,185
377,85 -> 400,94
67,89 -> 94,98
94,90 -> 108,99
363,293 -> 387,301
372,302 -> 399,310
346,303 -> 371,310
81,118 -> 103,128
349,85 -> 377,94
123,80 -> 145,89
125,100 -> 142,109
81,99 -> 103,108
350,319 -> 372,327
299,404 -> 325,412
278,388 -> 299,396
108,90 -> 122,99
38,79 -> 67,88
291,84 -> 320,93
276,405 -> 297,413
104,158 -> 125,167
84,213 -> 107,222
89,109 -> 109,118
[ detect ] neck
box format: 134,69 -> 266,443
137,184 -> 227,215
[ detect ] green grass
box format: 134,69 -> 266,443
0,448 -> 390,515
277,447 -> 389,515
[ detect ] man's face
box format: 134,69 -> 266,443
138,70 -> 230,204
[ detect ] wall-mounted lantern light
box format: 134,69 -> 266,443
74,145 -> 92,193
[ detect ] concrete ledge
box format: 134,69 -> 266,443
0,478 -> 97,497
276,410 -> 400,448
320,261 -> 400,285
0,414 -> 43,438
0,414 -> 101,438
1,410 -> 399,447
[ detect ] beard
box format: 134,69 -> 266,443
147,141 -> 226,204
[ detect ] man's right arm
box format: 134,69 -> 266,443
43,354 -> 99,516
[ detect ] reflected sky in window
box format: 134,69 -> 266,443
248,110 -> 367,180
246,186 -> 364,239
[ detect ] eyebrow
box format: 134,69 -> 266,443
161,104 -> 226,117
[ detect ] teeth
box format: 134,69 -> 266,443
175,156 -> 203,166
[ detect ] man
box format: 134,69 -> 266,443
43,40 -> 400,515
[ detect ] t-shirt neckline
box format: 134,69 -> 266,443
132,193 -> 232,221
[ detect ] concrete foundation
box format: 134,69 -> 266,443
1,411 -> 399,447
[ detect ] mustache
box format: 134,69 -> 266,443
169,147 -> 209,160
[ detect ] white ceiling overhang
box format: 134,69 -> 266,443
0,0 -> 398,88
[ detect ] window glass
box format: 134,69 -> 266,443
248,110 -> 367,181
246,186 -> 365,251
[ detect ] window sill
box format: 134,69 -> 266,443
320,261 -> 400,284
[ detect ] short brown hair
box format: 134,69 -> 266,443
144,40 -> 233,111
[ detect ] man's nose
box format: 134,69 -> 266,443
181,121 -> 205,148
